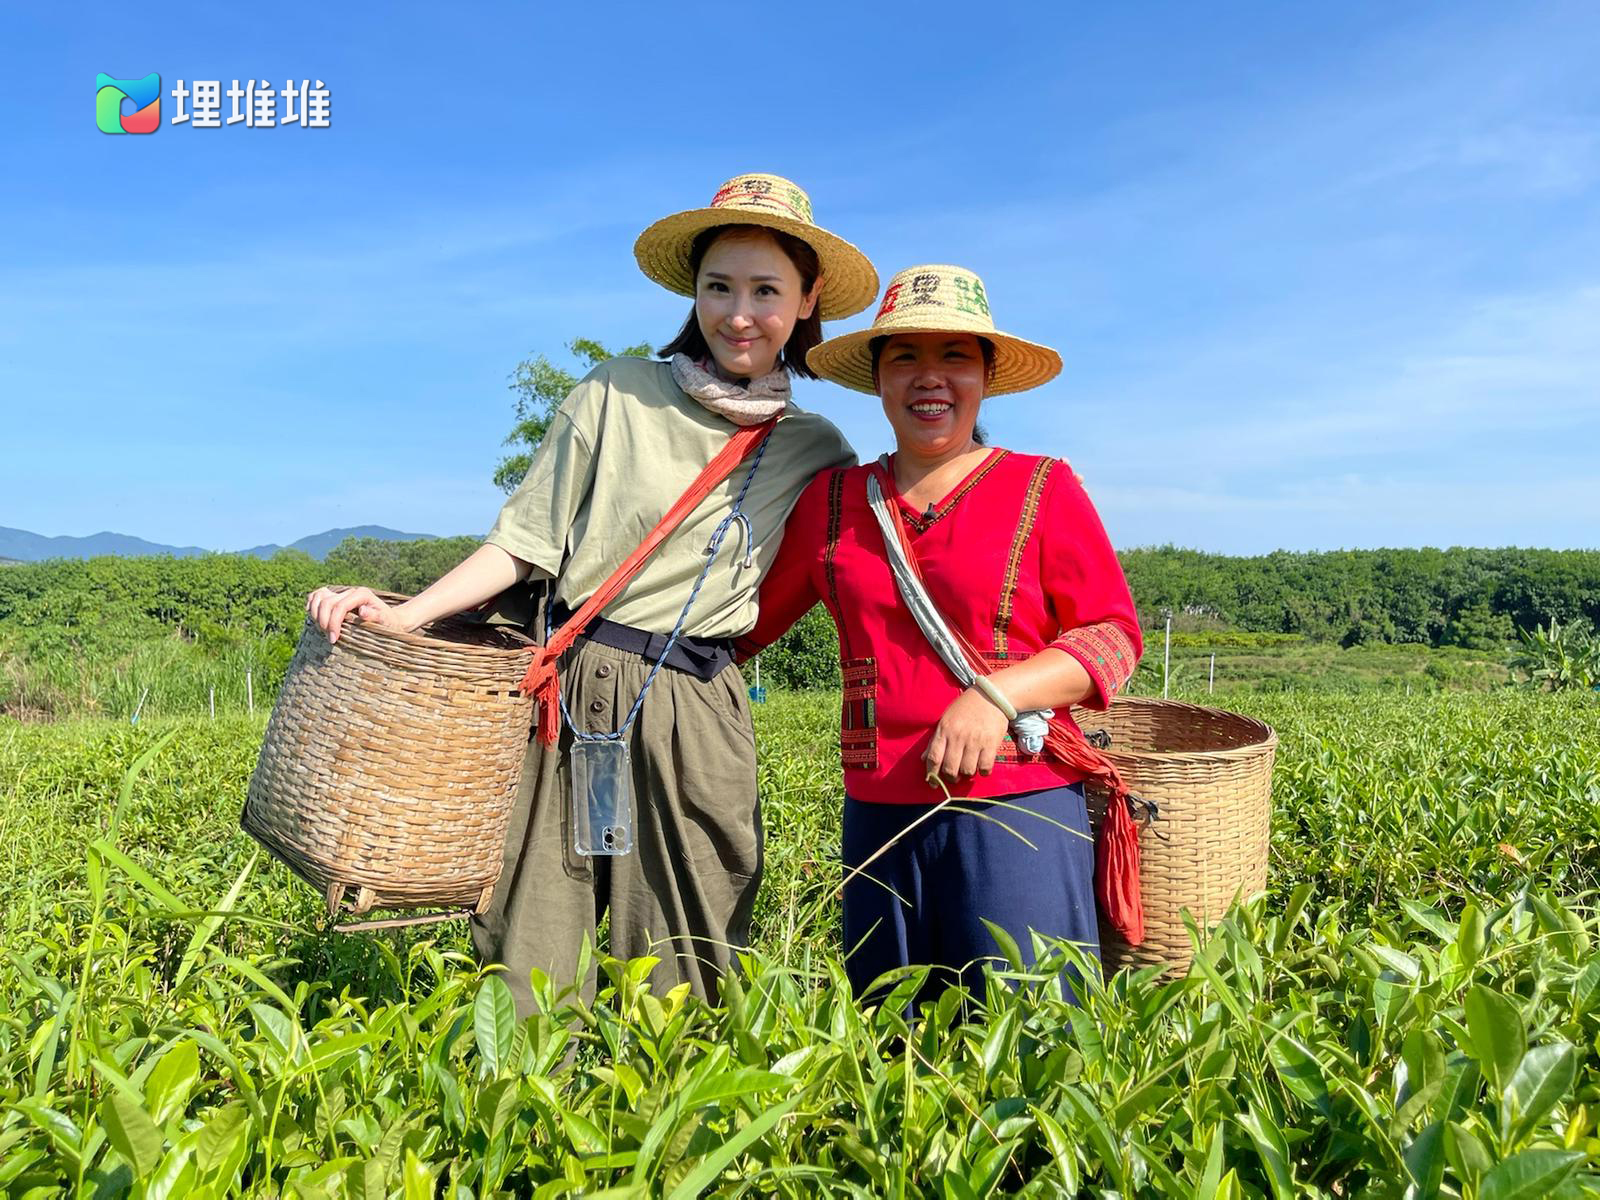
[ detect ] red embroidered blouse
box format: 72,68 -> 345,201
738,449 -> 1143,804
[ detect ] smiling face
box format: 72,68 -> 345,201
875,332 -> 989,463
693,229 -> 821,380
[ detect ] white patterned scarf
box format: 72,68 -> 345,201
670,353 -> 790,426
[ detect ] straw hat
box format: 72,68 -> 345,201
633,173 -> 879,321
807,264 -> 1062,395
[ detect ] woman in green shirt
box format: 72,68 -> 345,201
307,174 -> 875,1014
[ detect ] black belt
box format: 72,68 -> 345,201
551,603 -> 735,682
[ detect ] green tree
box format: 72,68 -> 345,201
324,535 -> 482,595
495,337 -> 652,494
756,605 -> 841,690
1511,616 -> 1600,691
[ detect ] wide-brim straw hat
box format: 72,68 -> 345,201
633,173 -> 879,322
807,264 -> 1062,395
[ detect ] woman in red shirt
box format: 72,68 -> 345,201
738,264 -> 1142,1003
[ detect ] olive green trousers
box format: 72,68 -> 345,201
470,638 -> 762,1017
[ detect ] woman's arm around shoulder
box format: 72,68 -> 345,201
732,467 -> 836,662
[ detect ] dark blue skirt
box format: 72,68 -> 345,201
842,783 -> 1100,1005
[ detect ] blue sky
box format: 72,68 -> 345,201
4,1 -> 1596,554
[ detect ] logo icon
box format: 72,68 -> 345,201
96,73 -> 160,134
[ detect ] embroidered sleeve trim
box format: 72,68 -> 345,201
992,457 -> 1057,658
1054,622 -> 1139,709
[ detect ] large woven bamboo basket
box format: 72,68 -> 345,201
1081,696 -> 1276,974
242,590 -> 536,923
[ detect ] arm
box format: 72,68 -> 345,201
310,375 -> 603,643
732,472 -> 831,663
926,462 -> 1141,778
308,544 -> 536,644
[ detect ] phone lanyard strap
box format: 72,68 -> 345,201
557,433 -> 772,743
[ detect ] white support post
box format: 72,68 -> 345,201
247,669 -> 254,715
1209,653 -> 1216,695
210,686 -> 216,719
1163,612 -> 1172,699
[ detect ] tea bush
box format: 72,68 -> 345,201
0,691 -> 1596,1195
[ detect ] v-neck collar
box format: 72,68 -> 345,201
884,448 -> 1009,533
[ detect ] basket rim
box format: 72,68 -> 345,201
1081,695 -> 1278,764
319,586 -> 538,660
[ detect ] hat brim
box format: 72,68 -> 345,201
807,325 -> 1063,396
633,209 -> 879,322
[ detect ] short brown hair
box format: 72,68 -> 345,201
657,226 -> 823,378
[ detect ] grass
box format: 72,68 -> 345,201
0,689 -> 1597,1194
1134,640 -> 1512,696
2,618 -> 1518,725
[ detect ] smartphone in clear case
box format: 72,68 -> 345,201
570,738 -> 634,856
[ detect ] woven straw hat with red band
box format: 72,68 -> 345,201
807,264 -> 1063,396
633,173 -> 879,322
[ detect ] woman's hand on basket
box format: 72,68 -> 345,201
925,687 -> 1011,782
306,587 -> 409,644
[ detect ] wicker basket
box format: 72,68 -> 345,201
1082,696 -> 1276,974
242,591 -> 536,923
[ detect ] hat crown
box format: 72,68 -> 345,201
871,264 -> 996,333
709,173 -> 816,226
806,262 -> 1061,396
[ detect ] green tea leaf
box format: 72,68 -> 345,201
665,1095 -> 798,1200
678,1067 -> 790,1111
474,975 -> 518,1076
101,1092 -> 164,1179
403,1148 -> 435,1200
1444,1119 -> 1493,1178
1465,985 -> 1526,1092
981,918 -> 1026,972
1196,1123 -> 1225,1198
1268,1033 -> 1331,1116
1235,1106 -> 1293,1200
1478,1148 -> 1584,1200
1456,902 -> 1487,972
14,1100 -> 84,1172
1032,1106 -> 1078,1193
1058,1086 -> 1126,1193
1370,943 -> 1421,981
1505,1042 -> 1577,1145
196,1102 -> 250,1177
1402,1120 -> 1445,1197
1570,957 -> 1600,1019
144,1040 -> 200,1127
1400,898 -> 1455,941
172,850 -> 257,991
108,728 -> 181,840
145,1138 -> 199,1200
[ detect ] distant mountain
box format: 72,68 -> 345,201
0,527 -> 210,562
0,525 -> 440,563
237,526 -> 440,560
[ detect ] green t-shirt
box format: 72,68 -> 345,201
486,357 -> 855,638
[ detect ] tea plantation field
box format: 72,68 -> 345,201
1,690 -> 1597,1196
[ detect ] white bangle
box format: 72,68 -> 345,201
971,675 -> 1019,721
